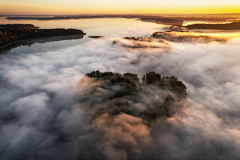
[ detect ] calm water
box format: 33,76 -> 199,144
0,17 -> 164,54
1,17 -> 240,54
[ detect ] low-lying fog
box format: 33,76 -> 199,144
0,26 -> 240,160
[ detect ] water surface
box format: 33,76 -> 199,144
0,17 -> 163,54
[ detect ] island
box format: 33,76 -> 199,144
80,70 -> 187,120
0,24 -> 85,51
88,36 -> 104,39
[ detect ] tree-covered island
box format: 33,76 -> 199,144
0,24 -> 85,48
81,71 -> 187,121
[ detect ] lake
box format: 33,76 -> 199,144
0,17 -> 164,53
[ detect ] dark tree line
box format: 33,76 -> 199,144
142,71 -> 187,95
85,71 -> 187,120
86,70 -> 139,83
0,24 -> 84,47
86,70 -> 187,98
86,70 -> 139,95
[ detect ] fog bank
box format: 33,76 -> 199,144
0,28 -> 240,160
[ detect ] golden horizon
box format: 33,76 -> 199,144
1,1 -> 240,15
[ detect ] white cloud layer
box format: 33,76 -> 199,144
0,29 -> 240,160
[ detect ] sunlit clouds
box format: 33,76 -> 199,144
1,26 -> 240,159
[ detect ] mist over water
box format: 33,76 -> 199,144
1,21 -> 240,160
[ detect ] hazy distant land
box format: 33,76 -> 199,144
6,14 -> 240,21
6,14 -> 240,29
6,15 -> 184,25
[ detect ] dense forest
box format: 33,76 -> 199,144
83,71 -> 187,120
0,24 -> 84,47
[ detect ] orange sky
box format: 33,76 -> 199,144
1,0 -> 240,15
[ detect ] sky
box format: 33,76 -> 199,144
0,0 -> 240,15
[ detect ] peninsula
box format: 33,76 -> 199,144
0,24 -> 85,49
184,21 -> 240,30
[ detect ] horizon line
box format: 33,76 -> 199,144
1,13 -> 240,16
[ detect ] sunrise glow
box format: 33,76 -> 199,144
1,0 -> 240,15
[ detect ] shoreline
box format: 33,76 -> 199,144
0,24 -> 85,52
0,33 -> 86,53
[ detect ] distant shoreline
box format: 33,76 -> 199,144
5,14 -> 240,28
185,22 -> 240,30
5,15 -> 185,25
